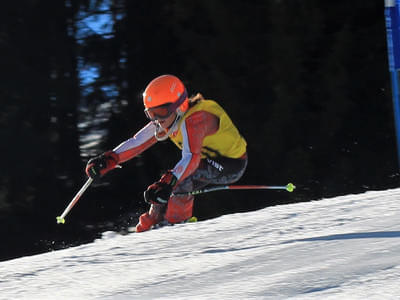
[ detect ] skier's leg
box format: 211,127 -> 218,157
206,154 -> 248,185
164,155 -> 247,224
183,154 -> 248,187
164,194 -> 194,224
164,172 -> 195,224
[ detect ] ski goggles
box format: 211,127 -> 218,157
145,104 -> 175,121
144,89 -> 188,121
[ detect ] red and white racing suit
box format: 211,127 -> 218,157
112,99 -> 247,230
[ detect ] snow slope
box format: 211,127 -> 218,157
1,189 -> 400,299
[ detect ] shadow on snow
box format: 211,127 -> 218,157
284,231 -> 400,244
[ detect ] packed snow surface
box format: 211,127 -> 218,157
1,188 -> 400,299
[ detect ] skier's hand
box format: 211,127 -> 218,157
144,171 -> 177,205
85,151 -> 119,179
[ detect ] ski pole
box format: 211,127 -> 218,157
174,182 -> 295,196
56,177 -> 93,224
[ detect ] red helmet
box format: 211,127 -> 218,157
143,75 -> 189,120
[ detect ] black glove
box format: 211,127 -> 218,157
144,171 -> 177,205
85,151 -> 119,179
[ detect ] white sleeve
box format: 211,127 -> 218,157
172,121 -> 193,180
113,122 -> 156,154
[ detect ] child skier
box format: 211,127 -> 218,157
85,74 -> 248,232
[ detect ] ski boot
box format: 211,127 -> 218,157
135,203 -> 165,232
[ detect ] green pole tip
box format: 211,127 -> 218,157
286,183 -> 295,192
56,216 -> 65,224
187,216 -> 198,223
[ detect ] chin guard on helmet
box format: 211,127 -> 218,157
153,114 -> 183,141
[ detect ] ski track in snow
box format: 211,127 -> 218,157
1,188 -> 400,299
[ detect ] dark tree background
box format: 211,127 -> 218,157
0,0 -> 398,261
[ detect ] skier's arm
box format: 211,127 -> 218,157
86,122 -> 157,179
113,122 -> 158,163
172,111 -> 219,182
